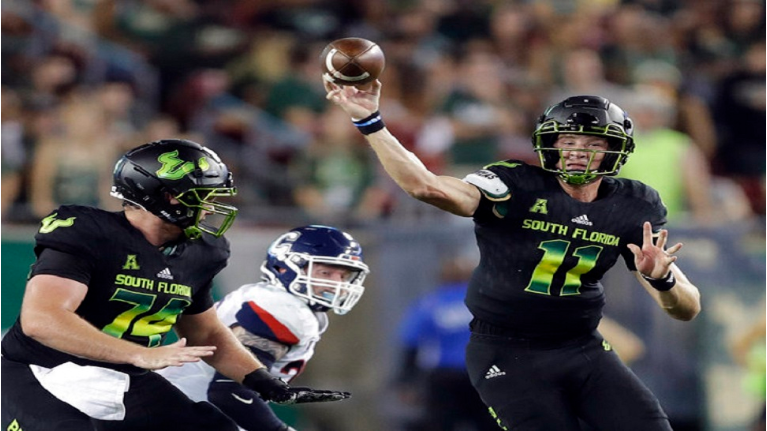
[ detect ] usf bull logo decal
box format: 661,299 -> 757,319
39,213 -> 76,234
156,150 -> 210,180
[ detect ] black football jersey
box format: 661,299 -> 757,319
1,205 -> 230,373
464,161 -> 666,339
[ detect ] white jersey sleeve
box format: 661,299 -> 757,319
215,282 -> 327,381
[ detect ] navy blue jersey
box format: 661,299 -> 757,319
464,161 -> 666,339
1,205 -> 230,373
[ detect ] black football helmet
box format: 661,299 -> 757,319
532,95 -> 635,185
111,139 -> 237,238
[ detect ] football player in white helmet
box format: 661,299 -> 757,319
158,225 -> 369,431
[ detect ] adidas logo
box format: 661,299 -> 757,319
485,365 -> 506,379
157,268 -> 174,280
571,214 -> 593,226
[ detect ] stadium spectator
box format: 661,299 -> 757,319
546,48 -> 631,111
617,88 -> 717,224
711,40 -> 766,215
431,47 -> 513,176
22,50 -> 82,105
28,92 -> 123,218
600,5 -> 678,86
291,107 -> 393,225
262,42 -> 327,129
631,60 -> 718,160
134,114 -> 184,147
97,70 -> 144,147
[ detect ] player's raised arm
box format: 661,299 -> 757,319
324,80 -> 481,217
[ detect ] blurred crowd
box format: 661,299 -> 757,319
2,0 -> 764,228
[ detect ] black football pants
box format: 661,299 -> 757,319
465,331 -> 672,431
1,357 -> 239,431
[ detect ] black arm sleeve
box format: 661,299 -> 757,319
183,280 -> 215,314
208,373 -> 290,431
31,248 -> 94,285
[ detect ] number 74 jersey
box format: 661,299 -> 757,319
1,205 -> 229,373
462,161 -> 667,339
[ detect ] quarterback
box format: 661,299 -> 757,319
325,79 -> 701,431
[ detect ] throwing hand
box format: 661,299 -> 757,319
324,79 -> 381,120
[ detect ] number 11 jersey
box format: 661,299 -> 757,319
463,161 -> 666,339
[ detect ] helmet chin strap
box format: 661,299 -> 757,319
184,225 -> 203,239
560,170 -> 599,185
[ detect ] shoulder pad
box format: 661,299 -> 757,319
462,169 -> 510,202
234,288 -> 319,345
34,205 -> 101,258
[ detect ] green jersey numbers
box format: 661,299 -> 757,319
102,288 -> 190,347
524,240 -> 603,296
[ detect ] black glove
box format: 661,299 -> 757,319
243,368 -> 351,405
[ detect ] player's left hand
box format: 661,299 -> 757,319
627,221 -> 682,279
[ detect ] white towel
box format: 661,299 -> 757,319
29,362 -> 130,420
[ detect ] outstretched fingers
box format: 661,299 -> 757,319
642,221 -> 653,247
655,228 -> 669,250
666,242 -> 683,255
134,338 -> 217,370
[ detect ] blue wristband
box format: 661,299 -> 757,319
353,111 -> 385,135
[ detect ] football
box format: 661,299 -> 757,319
320,37 -> 385,86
